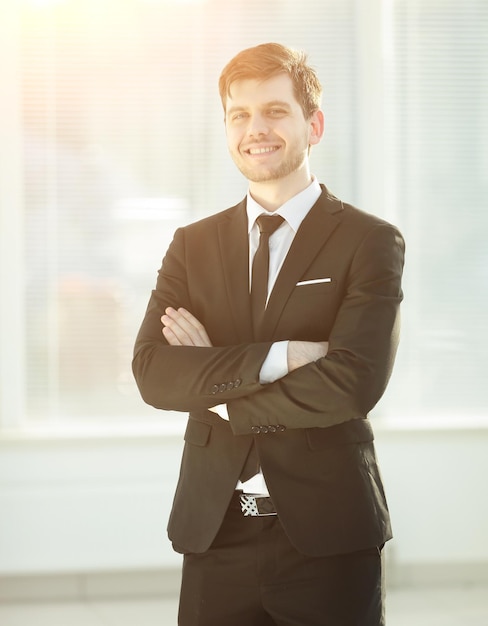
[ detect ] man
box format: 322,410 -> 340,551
133,42 -> 405,626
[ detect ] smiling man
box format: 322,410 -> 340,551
133,43 -> 405,626
224,73 -> 322,190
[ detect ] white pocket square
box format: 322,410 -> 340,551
296,278 -> 332,286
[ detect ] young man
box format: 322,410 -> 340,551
133,42 -> 405,626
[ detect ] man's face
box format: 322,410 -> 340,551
224,74 -> 322,184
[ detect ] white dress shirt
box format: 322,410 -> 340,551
213,177 -> 323,495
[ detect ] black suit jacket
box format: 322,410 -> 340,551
132,186 -> 405,557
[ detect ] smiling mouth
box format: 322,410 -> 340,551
246,146 -> 280,155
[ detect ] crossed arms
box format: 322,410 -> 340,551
161,306 -> 328,372
132,219 -> 405,434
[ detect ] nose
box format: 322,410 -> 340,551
246,113 -> 269,139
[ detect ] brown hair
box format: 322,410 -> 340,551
218,42 -> 323,119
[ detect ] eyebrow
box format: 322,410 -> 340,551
226,100 -> 292,116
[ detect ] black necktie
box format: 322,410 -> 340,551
240,214 -> 284,483
250,214 -> 284,335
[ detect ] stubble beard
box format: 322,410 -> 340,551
232,148 -> 307,184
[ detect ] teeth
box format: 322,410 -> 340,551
248,146 -> 278,155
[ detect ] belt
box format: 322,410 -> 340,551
232,491 -> 277,517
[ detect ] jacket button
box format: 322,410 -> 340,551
234,378 -> 242,388
251,426 -> 261,434
219,383 -> 227,393
268,425 -> 277,433
277,424 -> 286,432
211,385 -> 219,395
226,382 -> 234,391
260,426 -> 269,434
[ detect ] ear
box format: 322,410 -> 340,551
309,109 -> 325,146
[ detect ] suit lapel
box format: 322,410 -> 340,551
217,200 -> 254,343
259,190 -> 343,341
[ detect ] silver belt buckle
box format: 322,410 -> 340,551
239,493 -> 277,517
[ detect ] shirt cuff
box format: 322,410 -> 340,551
209,341 -> 289,419
259,340 -> 289,384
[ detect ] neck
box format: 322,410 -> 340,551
248,166 -> 312,212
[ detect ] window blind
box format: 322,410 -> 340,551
10,0 -> 487,428
19,0 -> 357,424
382,0 -> 488,418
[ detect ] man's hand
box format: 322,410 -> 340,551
287,341 -> 329,372
161,307 -> 213,347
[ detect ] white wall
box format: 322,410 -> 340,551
0,425 -> 184,575
1,420 -> 488,587
377,420 -> 488,585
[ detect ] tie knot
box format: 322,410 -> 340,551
256,214 -> 284,236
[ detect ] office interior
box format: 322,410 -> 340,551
1,0 -> 487,624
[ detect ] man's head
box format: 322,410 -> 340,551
219,43 -> 324,192
219,42 -> 322,120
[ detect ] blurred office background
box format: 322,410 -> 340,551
0,0 -> 487,623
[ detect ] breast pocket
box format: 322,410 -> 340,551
278,279 -> 339,340
288,279 -> 337,312
294,278 -> 336,297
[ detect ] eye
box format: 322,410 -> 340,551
268,108 -> 286,117
230,112 -> 248,122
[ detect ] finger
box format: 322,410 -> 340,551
163,307 -> 212,347
162,324 -> 182,346
162,309 -> 206,347
161,312 -> 194,345
176,308 -> 212,346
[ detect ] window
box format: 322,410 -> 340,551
381,0 -> 488,419
0,0 -> 486,431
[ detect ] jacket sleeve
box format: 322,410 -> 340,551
132,226 -> 273,412
227,223 -> 405,433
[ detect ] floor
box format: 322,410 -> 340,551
0,586 -> 487,625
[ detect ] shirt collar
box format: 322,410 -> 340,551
246,177 -> 322,234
